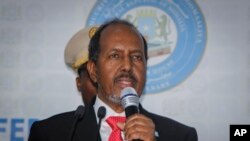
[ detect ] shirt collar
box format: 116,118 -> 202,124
94,95 -> 125,122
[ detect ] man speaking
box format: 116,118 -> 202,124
28,19 -> 197,141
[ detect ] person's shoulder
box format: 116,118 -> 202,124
149,112 -> 193,130
141,108 -> 197,140
29,111 -> 76,141
31,110 -> 75,132
45,111 -> 75,121
141,106 -> 193,129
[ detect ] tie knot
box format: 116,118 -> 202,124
106,116 -> 126,130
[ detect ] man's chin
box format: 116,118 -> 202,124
107,95 -> 121,104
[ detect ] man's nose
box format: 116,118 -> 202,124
121,56 -> 132,72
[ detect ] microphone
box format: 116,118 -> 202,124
121,87 -> 141,141
74,105 -> 85,119
69,105 -> 85,141
120,87 -> 139,117
96,106 -> 106,141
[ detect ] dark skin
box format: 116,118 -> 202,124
76,63 -> 96,105
87,23 -> 156,141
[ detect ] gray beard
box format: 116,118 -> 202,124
107,94 -> 121,104
97,83 -> 121,105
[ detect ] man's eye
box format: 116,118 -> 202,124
109,54 -> 119,59
132,55 -> 142,61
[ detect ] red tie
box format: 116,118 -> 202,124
106,116 -> 126,141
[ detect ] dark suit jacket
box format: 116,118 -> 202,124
29,103 -> 198,141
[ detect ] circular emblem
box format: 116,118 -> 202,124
86,0 -> 206,94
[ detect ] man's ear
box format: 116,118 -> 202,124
87,61 -> 97,83
75,77 -> 81,92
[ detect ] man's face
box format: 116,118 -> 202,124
88,24 -> 146,111
76,64 -> 97,105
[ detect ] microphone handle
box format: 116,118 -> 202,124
69,106 -> 85,141
69,117 -> 79,141
125,106 -> 142,141
125,106 -> 138,117
96,118 -> 102,141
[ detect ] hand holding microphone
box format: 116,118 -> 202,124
119,87 -> 156,141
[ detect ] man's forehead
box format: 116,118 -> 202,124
100,25 -> 142,43
108,46 -> 144,53
102,23 -> 138,35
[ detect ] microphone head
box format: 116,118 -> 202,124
74,105 -> 85,119
97,106 -> 106,119
120,87 -> 139,109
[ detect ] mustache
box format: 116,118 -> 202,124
114,72 -> 137,82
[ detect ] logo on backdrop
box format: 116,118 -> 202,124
86,0 -> 206,94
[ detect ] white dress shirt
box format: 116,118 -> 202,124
94,95 -> 126,141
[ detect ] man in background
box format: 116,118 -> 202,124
64,26 -> 98,105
